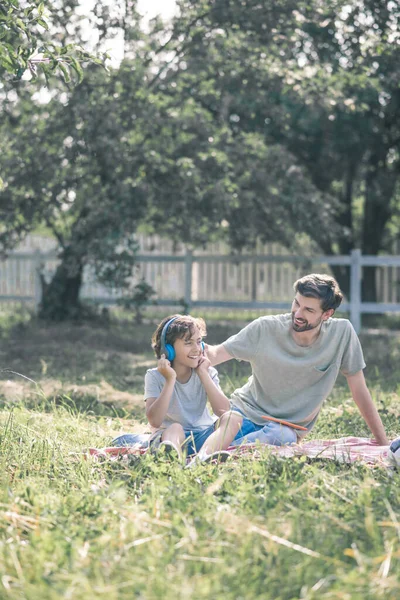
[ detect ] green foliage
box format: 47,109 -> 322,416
0,0 -> 106,83
0,58 -> 151,318
166,0 -> 400,297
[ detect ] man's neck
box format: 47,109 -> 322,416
291,326 -> 322,347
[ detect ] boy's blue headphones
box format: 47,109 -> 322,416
160,316 -> 205,362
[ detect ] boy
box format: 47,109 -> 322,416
145,314 -> 239,462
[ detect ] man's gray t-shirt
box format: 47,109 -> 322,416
144,368 -> 219,431
223,314 -> 365,437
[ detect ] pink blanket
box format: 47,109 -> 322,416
88,437 -> 391,467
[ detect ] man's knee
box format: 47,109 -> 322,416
264,424 -> 297,446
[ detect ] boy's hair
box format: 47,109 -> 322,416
151,314 -> 207,359
293,273 -> 343,312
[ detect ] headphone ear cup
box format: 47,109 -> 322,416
165,344 -> 175,362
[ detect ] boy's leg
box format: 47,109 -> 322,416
200,412 -> 243,455
161,423 -> 186,457
184,427 -> 214,457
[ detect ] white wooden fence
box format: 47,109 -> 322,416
1,239 -> 400,331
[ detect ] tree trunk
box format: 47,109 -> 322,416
316,166 -> 356,299
38,248 -> 84,321
361,161 -> 397,303
316,231 -> 352,299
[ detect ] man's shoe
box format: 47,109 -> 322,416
388,437 -> 400,468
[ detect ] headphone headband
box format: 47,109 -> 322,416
160,316 -> 179,356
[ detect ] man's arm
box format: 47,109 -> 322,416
346,370 -> 389,445
204,343 -> 232,367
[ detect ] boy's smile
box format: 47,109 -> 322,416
173,326 -> 203,368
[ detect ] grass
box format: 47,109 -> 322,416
0,311 -> 400,599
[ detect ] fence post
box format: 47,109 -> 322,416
33,250 -> 42,314
184,249 -> 193,313
251,261 -> 257,302
350,248 -> 362,333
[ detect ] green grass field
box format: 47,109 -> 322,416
0,312 -> 399,599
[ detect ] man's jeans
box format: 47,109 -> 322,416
231,411 -> 298,446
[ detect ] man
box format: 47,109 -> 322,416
205,273 -> 388,446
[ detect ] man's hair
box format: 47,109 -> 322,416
151,314 -> 207,358
293,273 -> 343,312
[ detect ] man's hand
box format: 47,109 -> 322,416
203,343 -> 232,367
157,354 -> 176,382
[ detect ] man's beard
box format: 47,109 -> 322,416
291,312 -> 322,333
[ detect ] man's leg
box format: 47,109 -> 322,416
232,421 -> 297,446
230,416 -> 263,446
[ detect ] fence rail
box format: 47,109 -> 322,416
1,248 -> 400,332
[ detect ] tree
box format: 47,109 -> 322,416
163,0 -> 400,299
0,62 -> 147,318
139,2 -> 339,251
0,1 -> 151,319
0,47 -> 234,318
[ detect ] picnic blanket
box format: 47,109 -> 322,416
87,436 -> 396,468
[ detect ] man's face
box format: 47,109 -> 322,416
291,293 -> 332,333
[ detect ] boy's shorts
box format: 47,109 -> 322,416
150,424 -> 217,456
229,406 -> 298,447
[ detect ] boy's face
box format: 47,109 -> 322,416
173,326 -> 203,367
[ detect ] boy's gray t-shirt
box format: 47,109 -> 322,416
144,367 -> 219,431
223,314 -> 365,437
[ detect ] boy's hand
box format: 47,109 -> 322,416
195,355 -> 211,375
157,355 -> 176,381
